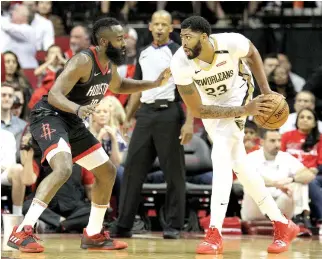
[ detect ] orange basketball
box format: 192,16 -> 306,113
253,94 -> 289,129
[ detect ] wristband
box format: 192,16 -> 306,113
76,105 -> 81,116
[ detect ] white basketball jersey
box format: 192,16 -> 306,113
171,33 -> 255,133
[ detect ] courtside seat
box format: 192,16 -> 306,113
186,182 -> 212,195
142,183 -> 167,195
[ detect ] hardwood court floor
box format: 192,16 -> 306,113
2,233 -> 322,259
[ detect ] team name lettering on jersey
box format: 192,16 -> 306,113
194,70 -> 234,86
86,83 -> 109,97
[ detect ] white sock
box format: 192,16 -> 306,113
17,198 -> 47,232
86,202 -> 108,236
12,205 -> 23,216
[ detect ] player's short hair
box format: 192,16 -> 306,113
181,16 -> 211,36
92,17 -> 121,46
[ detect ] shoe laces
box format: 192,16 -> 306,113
272,222 -> 285,243
206,228 -> 220,243
22,226 -> 41,241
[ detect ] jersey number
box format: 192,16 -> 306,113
90,99 -> 99,105
205,84 -> 227,97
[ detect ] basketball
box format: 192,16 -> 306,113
253,94 -> 289,129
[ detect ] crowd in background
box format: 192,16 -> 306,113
1,1 -> 322,235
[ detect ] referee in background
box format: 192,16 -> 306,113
110,10 -> 193,239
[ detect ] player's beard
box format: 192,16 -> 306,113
186,41 -> 202,60
105,42 -> 126,66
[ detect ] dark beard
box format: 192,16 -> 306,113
187,41 -> 202,60
105,42 -> 126,66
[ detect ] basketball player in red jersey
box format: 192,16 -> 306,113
7,17 -> 171,253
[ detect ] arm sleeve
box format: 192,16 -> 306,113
1,17 -> 33,42
170,52 -> 193,85
43,21 -> 55,51
225,33 -> 250,59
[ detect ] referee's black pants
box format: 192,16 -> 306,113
117,102 -> 186,230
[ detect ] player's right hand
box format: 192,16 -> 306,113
77,104 -> 97,119
244,94 -> 275,117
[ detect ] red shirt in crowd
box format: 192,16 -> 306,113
281,129 -> 322,168
28,68 -> 57,109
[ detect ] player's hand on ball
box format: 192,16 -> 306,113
77,104 -> 98,119
245,94 -> 275,117
156,68 -> 172,86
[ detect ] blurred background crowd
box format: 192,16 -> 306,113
1,1 -> 322,237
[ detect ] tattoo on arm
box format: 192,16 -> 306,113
178,82 -> 246,119
199,105 -> 246,119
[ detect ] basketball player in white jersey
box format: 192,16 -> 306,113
170,16 -> 299,255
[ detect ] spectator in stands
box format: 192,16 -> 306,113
64,25 -> 91,59
21,129 -> 94,233
37,1 -> 66,36
244,120 -> 261,153
278,53 -> 305,93
3,51 -> 32,90
34,45 -> 66,77
28,67 -> 63,110
0,129 -> 26,215
280,91 -> 322,134
12,87 -> 28,121
23,1 -> 54,51
241,130 -> 316,229
1,4 -> 38,69
89,97 -> 127,211
3,51 -> 32,119
1,83 -> 27,152
281,108 -> 322,224
270,65 -> 297,113
263,53 -> 279,78
303,65 -> 322,120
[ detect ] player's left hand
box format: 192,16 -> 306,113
155,68 -> 172,86
179,123 -> 193,145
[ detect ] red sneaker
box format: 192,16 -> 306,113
196,227 -> 223,254
80,228 -> 128,250
267,220 -> 300,254
7,225 -> 44,253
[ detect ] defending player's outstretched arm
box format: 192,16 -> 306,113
177,82 -> 274,119
109,65 -> 171,94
